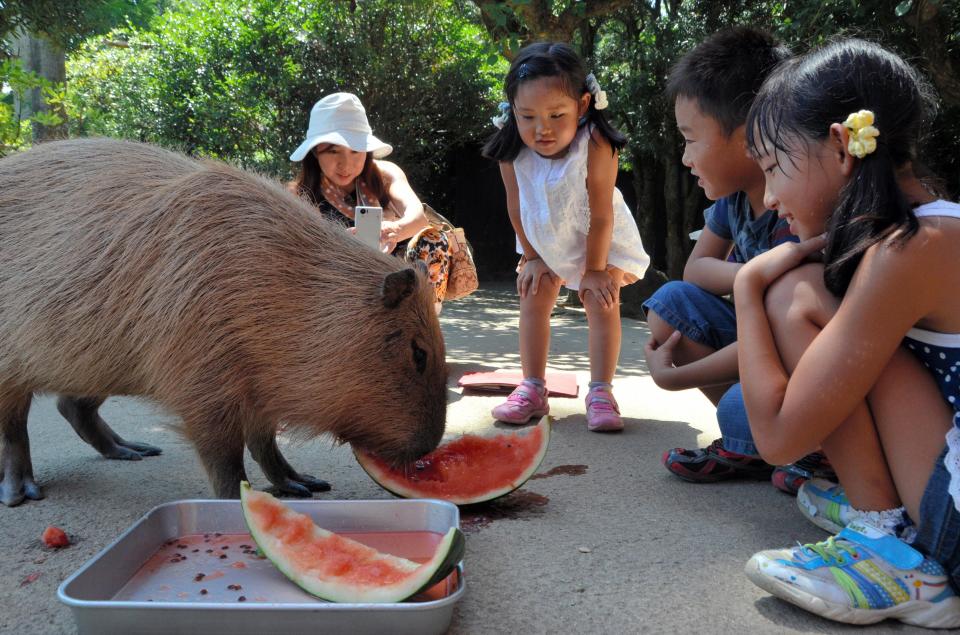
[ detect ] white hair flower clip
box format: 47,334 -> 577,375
491,102 -> 511,129
843,109 -> 879,159
585,73 -> 608,110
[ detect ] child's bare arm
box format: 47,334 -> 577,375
682,227 -> 741,295
581,130 -> 617,307
644,335 -> 739,390
584,130 -> 616,272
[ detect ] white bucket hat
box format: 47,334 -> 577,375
289,92 -> 393,162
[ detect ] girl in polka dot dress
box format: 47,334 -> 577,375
731,40 -> 960,627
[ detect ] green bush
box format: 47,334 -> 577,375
67,0 -> 505,193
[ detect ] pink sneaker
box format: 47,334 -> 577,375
491,382 -> 549,424
586,388 -> 623,432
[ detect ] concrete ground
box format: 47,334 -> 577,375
0,283 -> 932,634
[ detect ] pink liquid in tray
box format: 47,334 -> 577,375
113,531 -> 457,604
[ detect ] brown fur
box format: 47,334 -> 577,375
0,138 -> 447,504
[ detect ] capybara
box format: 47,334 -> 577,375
0,138 -> 447,506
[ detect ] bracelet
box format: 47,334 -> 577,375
522,254 -> 541,262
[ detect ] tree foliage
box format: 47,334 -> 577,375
474,0 -> 960,275
67,0 -> 504,193
8,0 -> 960,276
0,0 -> 161,53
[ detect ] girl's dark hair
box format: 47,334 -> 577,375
482,42 -> 626,162
289,146 -> 388,207
747,39 -> 939,296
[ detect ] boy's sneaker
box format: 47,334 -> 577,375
491,382 -> 549,424
796,478 -> 916,540
662,438 -> 774,483
745,519 -> 960,628
585,388 -> 623,432
771,451 -> 837,495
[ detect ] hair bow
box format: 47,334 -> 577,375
585,73 -> 608,110
491,102 -> 511,129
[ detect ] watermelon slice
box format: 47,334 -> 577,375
239,482 -> 465,603
354,416 -> 550,505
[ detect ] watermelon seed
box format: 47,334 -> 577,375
219,554 -> 228,559
200,589 -> 208,595
227,584 -> 242,591
194,573 -> 205,582
238,596 -> 247,602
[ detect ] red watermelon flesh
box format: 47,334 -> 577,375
239,482 -> 464,603
355,416 -> 550,505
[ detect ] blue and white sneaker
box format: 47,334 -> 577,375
797,478 -> 862,534
797,478 -> 915,540
745,519 -> 960,627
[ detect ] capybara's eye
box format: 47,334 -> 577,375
411,341 -> 427,375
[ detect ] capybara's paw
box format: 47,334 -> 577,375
0,475 -> 44,507
269,479 -> 316,498
117,439 -> 162,457
297,474 -> 332,492
102,438 -> 163,460
101,445 -> 145,461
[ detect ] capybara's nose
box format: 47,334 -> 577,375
411,419 -> 444,461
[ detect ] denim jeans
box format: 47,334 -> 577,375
643,281 -> 756,456
642,281 -> 737,351
913,446 -> 960,592
716,383 -> 759,456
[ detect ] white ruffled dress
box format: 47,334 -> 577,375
512,126 -> 649,290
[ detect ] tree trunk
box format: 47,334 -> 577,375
9,29 -> 67,141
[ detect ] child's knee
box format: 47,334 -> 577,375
764,263 -> 833,329
646,308 -> 673,342
582,289 -> 620,318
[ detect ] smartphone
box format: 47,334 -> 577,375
354,206 -> 383,250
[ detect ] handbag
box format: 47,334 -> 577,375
416,204 -> 478,301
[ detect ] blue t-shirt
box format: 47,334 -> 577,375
704,192 -> 796,263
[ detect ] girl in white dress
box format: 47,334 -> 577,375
482,42 -> 649,432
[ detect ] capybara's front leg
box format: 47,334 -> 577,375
0,393 -> 43,506
246,426 -> 331,497
57,396 -> 163,460
186,412 -> 248,499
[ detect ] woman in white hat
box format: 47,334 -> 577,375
289,93 -> 451,306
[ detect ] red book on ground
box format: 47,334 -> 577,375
457,370 -> 579,398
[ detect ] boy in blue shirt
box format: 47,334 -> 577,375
642,27 -> 833,493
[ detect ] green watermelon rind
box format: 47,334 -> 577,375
239,482 -> 464,603
354,415 -> 551,505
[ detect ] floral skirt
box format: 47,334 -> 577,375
397,227 -> 450,303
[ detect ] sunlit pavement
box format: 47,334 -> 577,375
0,284 -> 927,633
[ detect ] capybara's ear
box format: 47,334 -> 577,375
381,268 -> 418,309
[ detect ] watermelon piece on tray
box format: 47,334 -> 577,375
457,369 -> 579,398
240,482 -> 465,603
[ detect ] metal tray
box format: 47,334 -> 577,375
58,499 -> 464,635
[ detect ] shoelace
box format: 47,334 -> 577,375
800,536 -> 859,566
